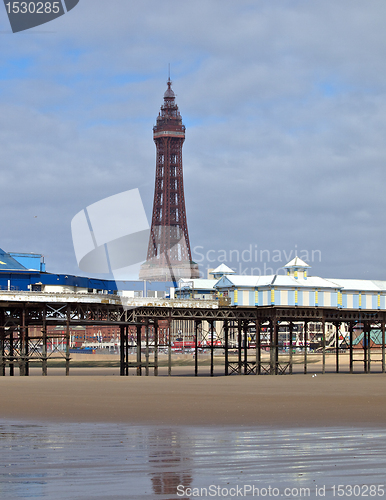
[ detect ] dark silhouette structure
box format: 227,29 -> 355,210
139,79 -> 199,282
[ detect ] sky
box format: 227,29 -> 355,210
1,0 -> 386,281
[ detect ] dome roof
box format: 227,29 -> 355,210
164,79 -> 175,99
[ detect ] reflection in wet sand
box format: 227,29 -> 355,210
0,421 -> 386,499
148,428 -> 192,499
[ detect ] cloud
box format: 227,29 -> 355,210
1,0 -> 386,280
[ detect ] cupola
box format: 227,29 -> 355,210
284,256 -> 310,280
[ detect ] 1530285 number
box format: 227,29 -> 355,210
332,484 -> 385,496
5,2 -> 61,14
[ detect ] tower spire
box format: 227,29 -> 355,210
139,80 -> 199,282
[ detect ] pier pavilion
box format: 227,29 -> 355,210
1,256 -> 386,377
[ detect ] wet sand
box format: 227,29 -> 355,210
1,371 -> 385,427
3,421 -> 386,500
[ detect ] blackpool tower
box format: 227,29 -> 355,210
139,79 -> 200,282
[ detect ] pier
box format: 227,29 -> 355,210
0,291 -> 385,376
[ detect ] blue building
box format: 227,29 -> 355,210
0,248 -> 172,297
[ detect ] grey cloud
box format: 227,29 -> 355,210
1,0 -> 386,280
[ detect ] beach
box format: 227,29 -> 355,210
1,371 -> 386,499
0,371 -> 385,427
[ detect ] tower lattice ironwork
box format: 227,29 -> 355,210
139,79 -> 199,282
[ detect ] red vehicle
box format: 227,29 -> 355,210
171,341 -> 201,350
171,339 -> 222,349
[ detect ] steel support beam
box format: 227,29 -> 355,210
349,322 -> 354,374
136,323 -> 142,376
65,305 -> 70,376
209,320 -> 214,377
382,320 -> 385,374
167,318 -> 172,376
335,321 -> 340,374
9,329 -> 14,377
0,310 -> 4,376
255,319 -> 260,375
289,321 -> 293,375
270,320 -> 278,375
154,320 -> 159,376
237,320 -> 242,375
120,325 -> 125,376
145,320 -> 150,376
304,320 -> 308,375
42,307 -> 47,376
224,320 -> 229,376
243,321 -> 248,375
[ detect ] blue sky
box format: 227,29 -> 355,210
1,0 -> 386,280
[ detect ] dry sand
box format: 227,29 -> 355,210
1,371 -> 386,427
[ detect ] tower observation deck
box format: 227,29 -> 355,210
139,79 -> 200,282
